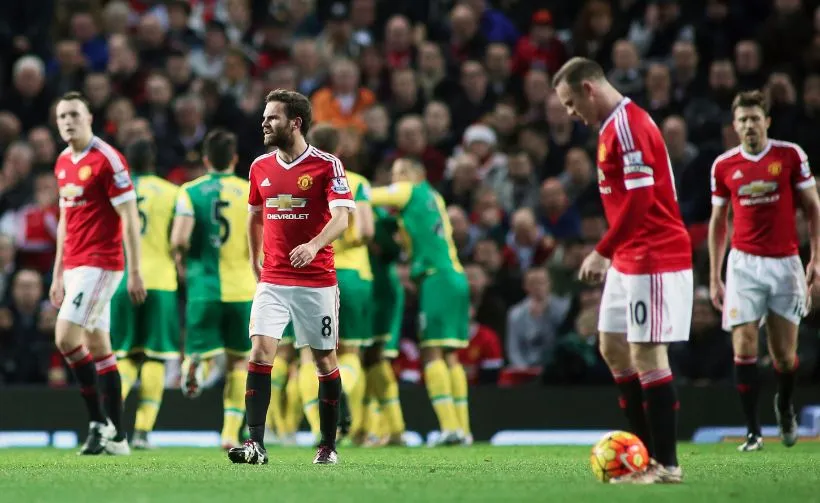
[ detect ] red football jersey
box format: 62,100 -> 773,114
456,323 -> 504,385
711,140 -> 815,257
595,98 -> 692,274
54,137 -> 136,271
248,146 -> 355,287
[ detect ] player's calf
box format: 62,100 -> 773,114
599,332 -> 653,456
766,312 -> 800,447
630,343 -> 679,471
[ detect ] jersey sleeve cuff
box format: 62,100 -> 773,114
248,204 -> 262,213
329,199 -> 356,209
796,178 -> 817,190
110,190 -> 137,207
711,195 -> 728,206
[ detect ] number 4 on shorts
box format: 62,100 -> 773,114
72,292 -> 83,309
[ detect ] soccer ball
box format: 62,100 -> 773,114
590,431 -> 649,482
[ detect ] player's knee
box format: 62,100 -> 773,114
772,353 -> 797,372
312,349 -> 338,374
85,331 -> 112,358
249,335 -> 277,365
598,333 -> 631,370
421,346 -> 443,364
629,343 -> 669,373
731,324 -> 759,357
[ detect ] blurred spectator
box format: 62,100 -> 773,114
542,307 -> 610,384
505,267 -> 570,369
485,43 -> 521,100
473,238 -> 524,304
449,205 -> 481,263
0,234 -> 14,301
418,42 -> 458,104
503,208 -> 554,273
138,13 -> 171,70
384,15 -> 415,70
0,172 -> 58,274
512,10 -> 567,77
27,127 -> 57,173
627,0 -> 693,60
450,124 -> 507,193
189,21 -> 229,80
457,305 -> 504,385
107,34 -> 148,105
48,39 -> 87,97
0,56 -> 52,133
166,1 -> 201,51
734,40 -> 765,91
759,0 -> 812,76
671,40 -> 705,106
608,39 -> 644,99
315,1 -> 361,61
388,115 -> 446,184
641,62 -> 677,123
496,148 -> 539,213
571,0 -> 617,70
0,269 -> 58,385
387,68 -> 424,122
311,58 -> 376,133
461,0 -> 519,47
423,101 -> 457,154
291,38 -> 325,97
559,147 -> 598,211
70,10 -> 109,72
446,4 -> 488,71
0,142 -> 36,215
537,178 -> 581,239
441,153 -> 480,212
449,60 -> 497,138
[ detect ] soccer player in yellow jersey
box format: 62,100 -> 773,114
170,130 -> 256,449
370,159 -> 471,445
110,139 -> 180,449
302,124 -> 373,444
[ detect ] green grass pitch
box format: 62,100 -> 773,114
0,443 -> 817,502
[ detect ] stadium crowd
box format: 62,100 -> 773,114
1,0 -> 819,389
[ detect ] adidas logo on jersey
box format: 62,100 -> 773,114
261,178 -> 271,187
732,170 -> 743,180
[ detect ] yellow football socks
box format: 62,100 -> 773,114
370,361 -> 405,435
449,362 -> 471,436
134,359 -> 165,432
118,357 -> 140,400
338,352 -> 364,434
423,359 -> 460,432
266,358 -> 289,435
284,369 -> 303,434
298,361 -> 321,438
221,368 -> 247,445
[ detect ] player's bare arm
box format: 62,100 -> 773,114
798,184 -> 820,287
170,214 -> 195,281
247,209 -> 263,281
290,206 -> 351,268
353,201 -> 375,245
49,206 -> 68,308
707,203 -> 730,311
116,198 -> 147,304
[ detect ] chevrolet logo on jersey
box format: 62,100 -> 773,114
738,180 -> 778,197
266,194 -> 307,211
59,183 -> 84,199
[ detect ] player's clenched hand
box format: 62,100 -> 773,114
709,279 -> 725,311
127,272 -> 147,305
805,258 -> 820,289
49,276 -> 64,308
290,242 -> 319,268
578,250 -> 609,284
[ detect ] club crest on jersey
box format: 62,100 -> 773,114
598,144 -> 606,163
767,162 -> 782,176
266,194 -> 307,211
297,174 -> 313,190
330,176 -> 350,194
78,165 -> 92,181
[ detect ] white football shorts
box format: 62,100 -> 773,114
598,267 -> 693,343
722,249 -> 806,331
57,266 -> 124,333
249,282 -> 339,351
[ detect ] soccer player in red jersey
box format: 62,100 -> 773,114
708,90 -> 820,452
553,58 -> 692,484
50,92 -> 146,455
227,90 -> 355,466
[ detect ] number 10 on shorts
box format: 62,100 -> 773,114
629,301 -> 647,327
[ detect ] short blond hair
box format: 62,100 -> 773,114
551,57 -> 605,89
